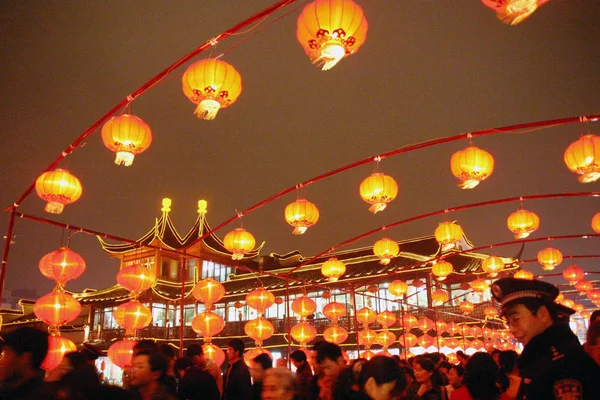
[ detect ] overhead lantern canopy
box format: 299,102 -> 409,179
35,169 -> 83,214
450,146 -> 494,189
296,0 -> 368,71
564,134 -> 600,183
101,114 -> 152,166
481,0 -> 549,26
507,208 -> 539,239
284,199 -> 320,235
224,228 -> 256,260
359,173 -> 398,213
182,59 -> 242,120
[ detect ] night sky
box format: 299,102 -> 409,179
1,1 -> 599,307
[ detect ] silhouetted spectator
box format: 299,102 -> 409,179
174,356 -> 219,400
222,338 -> 252,400
586,320 -> 600,366
291,350 -> 313,400
353,355 -> 406,400
186,344 -> 223,396
129,349 -> 175,400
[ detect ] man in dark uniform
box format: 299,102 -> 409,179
491,277 -> 600,400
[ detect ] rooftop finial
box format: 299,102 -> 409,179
161,198 -> 172,213
198,200 -> 208,215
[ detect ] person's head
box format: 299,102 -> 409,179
586,320 -> 600,366
455,350 -> 469,365
158,344 -> 175,361
129,350 -> 168,389
46,351 -> 87,382
350,358 -> 367,380
447,365 -> 464,389
502,298 -> 557,345
261,367 -> 296,400
0,327 -> 49,383
590,310 -> 600,325
290,350 -> 307,369
314,341 -> 345,378
133,340 -> 157,356
463,352 -> 499,400
185,344 -> 205,367
173,356 -> 194,379
400,366 -> 414,386
437,361 -> 452,376
358,356 -> 406,400
498,350 -> 519,375
413,357 -> 440,386
227,338 -> 245,362
54,361 -> 101,399
491,349 -> 501,366
80,343 -> 102,365
251,353 -> 272,383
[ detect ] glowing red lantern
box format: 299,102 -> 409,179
114,300 -> 152,330
322,291 -> 332,299
561,298 -> 575,309
373,238 -> 400,265
400,333 -> 418,348
244,317 -> 274,342
471,278 -> 489,293
34,290 -> 81,326
323,302 -> 346,322
459,300 -> 474,315
274,297 -> 284,305
417,334 -> 435,349
323,325 -> 348,344
592,212 -> 600,233
246,288 -> 275,313
412,279 -> 425,288
101,114 -> 152,166
108,339 -> 137,369
484,306 -> 498,317
564,134 -> 600,183
39,247 -> 86,285
450,145 -> 494,189
435,320 -> 447,334
359,173 -> 398,213
434,222 -> 464,250
587,289 -> 600,302
41,336 -> 77,371
35,169 -> 82,214
376,330 -> 396,348
376,311 -> 397,328
284,199 -> 320,234
291,321 -> 317,344
203,343 -> 225,366
400,314 -> 418,330
358,329 -> 377,347
417,318 -> 434,332
191,311 -> 225,338
563,265 -> 584,284
244,348 -> 272,367
514,269 -> 534,280
296,0 -> 368,70
388,280 -> 408,297
360,350 -> 375,360
507,209 -> 539,239
356,307 -> 376,326
117,264 -> 157,295
182,59 -> 242,120
193,278 -> 226,307
321,257 -> 346,282
482,0 -> 549,26
223,228 -> 256,261
234,301 -> 244,309
481,255 -> 504,276
292,296 -> 317,317
432,260 -> 453,281
575,280 -> 593,295
537,248 -> 563,271
431,289 -> 449,305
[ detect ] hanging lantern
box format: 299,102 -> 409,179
435,320 -> 448,334
388,280 -> 408,297
321,257 -> 346,282
573,303 -> 584,313
35,169 -> 83,214
507,208 -> 539,239
41,336 -> 77,371
34,290 -> 81,326
575,280 -> 593,295
481,0 -> 549,26
376,311 -> 397,328
117,264 -> 157,295
291,321 -> 317,344
417,334 -> 435,349
359,172 -> 398,213
108,339 -> 137,369
244,348 -> 272,368
373,238 -> 400,265
322,291 -> 332,299
366,285 -> 379,294
431,289 -> 449,305
537,248 -> 563,271
581,310 -> 592,320
432,260 -> 453,281
274,297 -> 284,305
484,306 -> 498,317
563,265 -> 585,284
296,0 -> 368,71
459,282 -> 471,291
434,221 -> 464,250
400,314 -> 418,330
292,296 -> 317,317
412,279 -> 425,288
114,300 -> 152,331
324,325 -> 348,344
182,59 -> 242,120
191,311 -> 225,338
193,278 -> 225,308
244,317 -> 274,342
459,300 -> 474,314
592,212 -> 600,233
203,343 -> 225,367
360,350 -> 375,360
481,255 -> 504,276
323,302 -> 346,322
234,301 -> 244,309
284,199 -> 320,235
223,228 -> 256,260
561,298 -> 575,309
358,329 -> 377,347
514,269 -> 534,280
246,288 -> 275,313
417,318 -> 434,332
376,330 -> 396,348
400,333 -> 418,348
587,289 -> 600,302
356,307 -> 377,326
39,247 -> 86,285
564,134 -> 600,183
470,278 -> 489,293
101,114 -> 152,166
450,145 -> 495,189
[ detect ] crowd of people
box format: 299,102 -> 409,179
1,278 -> 599,399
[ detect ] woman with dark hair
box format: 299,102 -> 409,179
449,352 -> 511,400
344,355 -> 406,400
445,365 -> 464,398
413,357 -> 447,400
497,351 -> 520,399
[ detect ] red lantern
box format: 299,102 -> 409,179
592,212 -> 600,233
417,334 -> 435,349
108,339 -> 137,369
435,320 -> 447,334
223,228 -> 256,260
291,321 -> 317,344
514,269 -> 534,280
482,0 -> 549,26
323,325 -> 348,344
114,300 -> 152,330
388,280 -> 408,297
434,222 -> 463,250
400,314 -> 418,330
203,343 -> 225,367
101,114 -> 152,166
274,297 -> 284,305
561,298 -> 575,309
244,348 -> 272,367
117,264 -> 157,295
193,278 -> 226,307
323,302 -> 346,322
373,238 -> 400,265
412,279 -> 425,288
400,333 -> 418,348
244,317 -> 274,342
587,289 -> 600,303
356,307 -> 376,326
450,145 -> 494,189
432,260 -> 453,281
182,59 -> 242,120
563,265 -> 585,284
484,306 -> 498,317
359,173 -> 398,213
537,248 -> 563,271
431,289 -> 449,305
376,330 -> 396,348
292,296 -> 317,317
246,288 -> 275,313
470,278 -> 489,293
234,301 -> 244,309
417,318 -> 434,332
322,291 -> 332,299
360,350 -> 376,360
575,280 -> 593,295
38,247 -> 86,285
191,311 -> 225,338
321,257 -> 346,282
507,209 -> 539,239
41,336 -> 77,371
284,199 -> 320,235
34,290 -> 81,326
446,322 -> 459,335
459,300 -> 474,315
481,255 -> 504,276
564,134 -> 600,183
35,169 -> 83,214
358,329 -> 377,347
376,311 -> 397,328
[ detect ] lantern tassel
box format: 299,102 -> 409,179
312,42 -> 346,71
497,1 -> 538,26
115,152 -> 135,167
195,99 -> 221,120
368,203 -> 387,214
379,258 -> 391,266
292,226 -> 307,235
578,171 -> 600,183
44,201 -> 65,214
231,253 -> 243,261
458,179 -> 480,189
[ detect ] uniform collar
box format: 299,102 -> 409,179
519,324 -> 580,366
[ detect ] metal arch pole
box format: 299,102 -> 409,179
0,207 -> 17,303
285,278 -> 291,366
350,286 -> 360,355
179,253 -> 187,357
